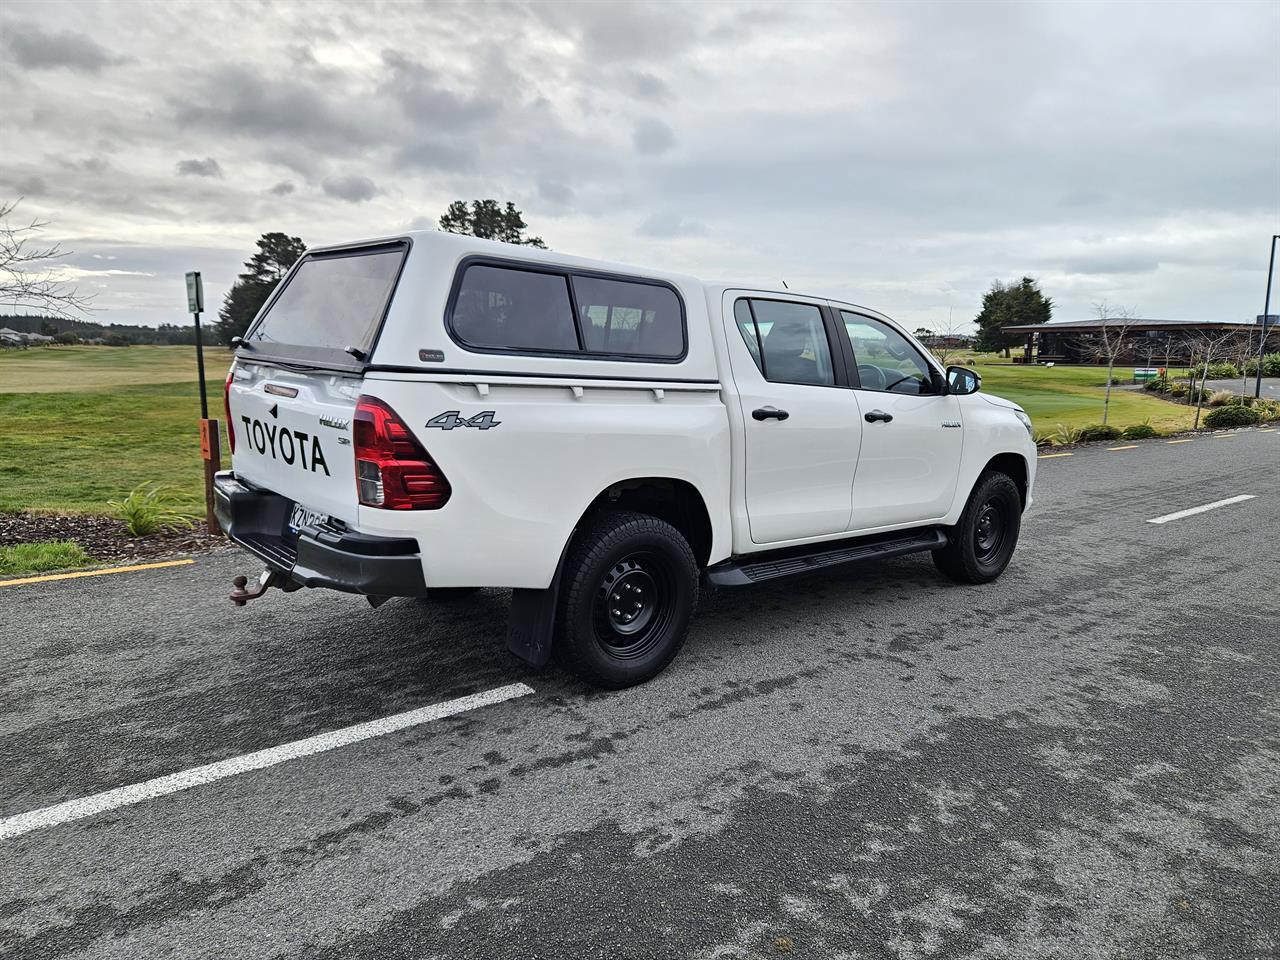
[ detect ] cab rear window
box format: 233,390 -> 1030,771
448,259 -> 686,360
247,243 -> 406,353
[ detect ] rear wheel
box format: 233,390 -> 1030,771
556,510 -> 698,688
932,471 -> 1022,584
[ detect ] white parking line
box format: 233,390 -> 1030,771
1146,495 -> 1257,525
0,682 -> 535,841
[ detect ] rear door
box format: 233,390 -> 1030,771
724,293 -> 863,544
837,309 -> 964,531
226,241 -> 408,526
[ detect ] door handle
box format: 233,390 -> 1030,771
752,406 -> 790,421
864,409 -> 893,423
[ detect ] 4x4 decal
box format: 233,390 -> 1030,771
424,410 -> 502,431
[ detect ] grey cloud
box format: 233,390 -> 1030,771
1,21 -> 127,73
268,180 -> 296,196
538,179 -> 575,206
379,50 -> 502,129
626,72 -> 673,103
404,215 -> 436,231
638,212 -> 706,238
633,119 -> 676,156
322,174 -> 378,203
393,136 -> 475,173
9,174 -> 48,196
1062,255 -> 1161,276
286,44 -> 315,66
176,157 -> 223,178
171,64 -> 375,153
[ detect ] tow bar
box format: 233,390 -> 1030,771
230,569 -> 288,606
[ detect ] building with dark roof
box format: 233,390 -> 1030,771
1002,316 -> 1278,364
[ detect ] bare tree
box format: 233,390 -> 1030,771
917,307 -> 971,366
1185,328 -> 1245,428
1072,301 -> 1136,425
0,199 -> 92,319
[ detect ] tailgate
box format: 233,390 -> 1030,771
228,362 -> 360,525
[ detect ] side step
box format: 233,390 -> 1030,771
705,528 -> 947,587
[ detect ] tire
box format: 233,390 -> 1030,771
418,587 -> 482,603
932,471 -> 1022,584
556,509 -> 698,689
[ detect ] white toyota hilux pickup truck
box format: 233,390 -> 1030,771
218,230 -> 1036,688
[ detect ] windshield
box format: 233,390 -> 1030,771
247,244 -> 406,353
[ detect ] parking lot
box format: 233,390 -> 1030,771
2,429 -> 1277,959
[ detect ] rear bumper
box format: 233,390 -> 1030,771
213,472 -> 428,596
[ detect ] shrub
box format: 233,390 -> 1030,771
1203,405 -> 1261,429
1208,389 -> 1237,407
1168,383 -> 1187,398
1143,377 -> 1167,392
1121,423 -> 1159,439
108,483 -> 196,536
1051,423 -> 1083,446
1243,352 -> 1280,377
1254,398 -> 1280,422
1078,424 -> 1122,442
1199,361 -> 1240,379
0,540 -> 92,576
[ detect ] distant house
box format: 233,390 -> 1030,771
0,327 -> 29,348
1002,317 -> 1278,365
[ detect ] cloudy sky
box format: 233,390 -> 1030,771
2,0 -> 1277,331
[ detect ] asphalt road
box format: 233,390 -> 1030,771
1201,377 -> 1279,401
2,427 -> 1278,959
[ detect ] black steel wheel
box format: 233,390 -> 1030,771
932,470 -> 1022,584
556,510 -> 698,688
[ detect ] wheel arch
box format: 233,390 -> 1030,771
579,476 -> 715,568
982,451 -> 1030,509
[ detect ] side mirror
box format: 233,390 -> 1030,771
946,365 -> 981,395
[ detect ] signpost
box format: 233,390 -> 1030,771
186,271 -> 221,535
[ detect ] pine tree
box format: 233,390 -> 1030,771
974,277 -> 1052,352
214,232 -> 306,344
438,200 -> 546,248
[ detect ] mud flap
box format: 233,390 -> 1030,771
507,587 -> 558,667
506,527 -> 575,668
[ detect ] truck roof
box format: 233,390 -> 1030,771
309,228 -> 895,325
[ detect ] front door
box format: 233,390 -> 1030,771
838,309 -> 964,532
725,294 -> 863,544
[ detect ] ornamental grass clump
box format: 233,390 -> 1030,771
108,483 -> 196,536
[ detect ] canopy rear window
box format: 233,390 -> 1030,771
246,242 -> 407,359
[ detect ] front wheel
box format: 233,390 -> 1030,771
932,471 -> 1022,584
556,510 -> 698,689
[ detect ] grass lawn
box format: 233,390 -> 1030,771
973,362 -> 1198,434
1,346 -> 233,515
1,345 -> 1200,516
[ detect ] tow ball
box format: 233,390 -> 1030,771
230,569 -> 287,606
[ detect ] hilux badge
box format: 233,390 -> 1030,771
319,415 -> 350,430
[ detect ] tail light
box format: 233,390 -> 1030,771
224,367 -> 236,454
353,396 -> 451,509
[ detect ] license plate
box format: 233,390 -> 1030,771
288,503 -> 327,533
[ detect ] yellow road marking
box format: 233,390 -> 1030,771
1166,438 -> 1195,444
1259,428 -> 1276,433
1212,433 -> 1236,439
1108,445 -> 1138,451
0,558 -> 195,588
1038,452 -> 1073,459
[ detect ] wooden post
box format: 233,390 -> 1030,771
200,418 -> 222,535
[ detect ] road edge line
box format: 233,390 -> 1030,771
0,558 -> 197,588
